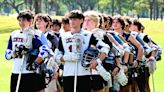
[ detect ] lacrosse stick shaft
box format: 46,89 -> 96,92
74,61 -> 78,92
15,55 -> 25,92
152,73 -> 155,92
56,80 -> 62,91
132,73 -> 136,92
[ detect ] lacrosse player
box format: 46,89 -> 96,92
55,17 -> 71,92
51,19 -> 61,38
55,10 -> 110,92
34,14 -> 60,92
5,10 -> 51,92
61,17 -> 71,33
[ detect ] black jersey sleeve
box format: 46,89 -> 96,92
88,34 -> 98,47
103,35 -> 112,49
143,35 -> 151,43
122,32 -> 130,41
47,33 -> 59,51
7,36 -> 12,50
58,37 -> 64,53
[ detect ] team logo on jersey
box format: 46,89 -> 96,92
13,37 -> 23,42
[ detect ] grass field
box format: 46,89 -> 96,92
0,16 -> 164,92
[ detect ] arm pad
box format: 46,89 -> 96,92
5,49 -> 14,60
38,45 -> 50,60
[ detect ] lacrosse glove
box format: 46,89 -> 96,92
96,63 -> 112,81
147,56 -> 156,74
115,69 -> 128,86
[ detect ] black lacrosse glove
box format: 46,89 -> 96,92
14,45 -> 29,58
26,49 -> 39,71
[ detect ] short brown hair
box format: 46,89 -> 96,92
113,15 -> 125,30
34,14 -> 50,29
132,19 -> 142,31
68,10 -> 84,20
17,10 -> 34,21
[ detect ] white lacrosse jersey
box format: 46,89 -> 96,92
57,29 -> 95,76
7,27 -> 48,74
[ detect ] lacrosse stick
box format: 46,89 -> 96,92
15,55 -> 25,92
72,33 -> 83,92
152,72 -> 155,92
56,80 -> 62,91
74,61 -> 78,92
15,29 -> 33,92
132,71 -> 137,92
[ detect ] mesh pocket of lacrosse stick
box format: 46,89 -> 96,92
82,47 -> 99,68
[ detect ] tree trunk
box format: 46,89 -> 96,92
150,0 -> 153,20
153,0 -> 156,20
161,11 -> 163,21
34,0 -> 42,14
118,0 -> 122,15
14,6 -> 19,14
156,0 -> 159,20
112,0 -> 114,16
161,7 -> 164,21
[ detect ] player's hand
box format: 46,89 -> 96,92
90,60 -> 98,69
133,60 -> 138,68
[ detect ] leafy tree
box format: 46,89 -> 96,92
6,0 -> 24,13
76,0 -> 98,12
98,0 -> 111,13
111,0 -> 114,16
24,0 -> 33,10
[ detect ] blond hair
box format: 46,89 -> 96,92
83,11 -> 99,27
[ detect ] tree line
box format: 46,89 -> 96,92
0,0 -> 164,20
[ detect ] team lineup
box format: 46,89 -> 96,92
5,10 -> 162,92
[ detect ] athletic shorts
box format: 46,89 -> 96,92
90,75 -> 106,90
103,62 -> 117,71
63,76 -> 91,92
10,73 -> 46,92
136,66 -> 147,92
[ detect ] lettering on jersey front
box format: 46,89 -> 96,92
66,38 -> 72,43
66,38 -> 73,52
13,37 -> 23,42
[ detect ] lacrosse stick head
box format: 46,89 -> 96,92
71,33 -> 84,61
82,47 -> 99,68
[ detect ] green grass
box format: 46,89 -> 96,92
0,16 -> 164,92
0,16 -> 19,92
0,16 -> 19,34
0,33 -> 12,92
